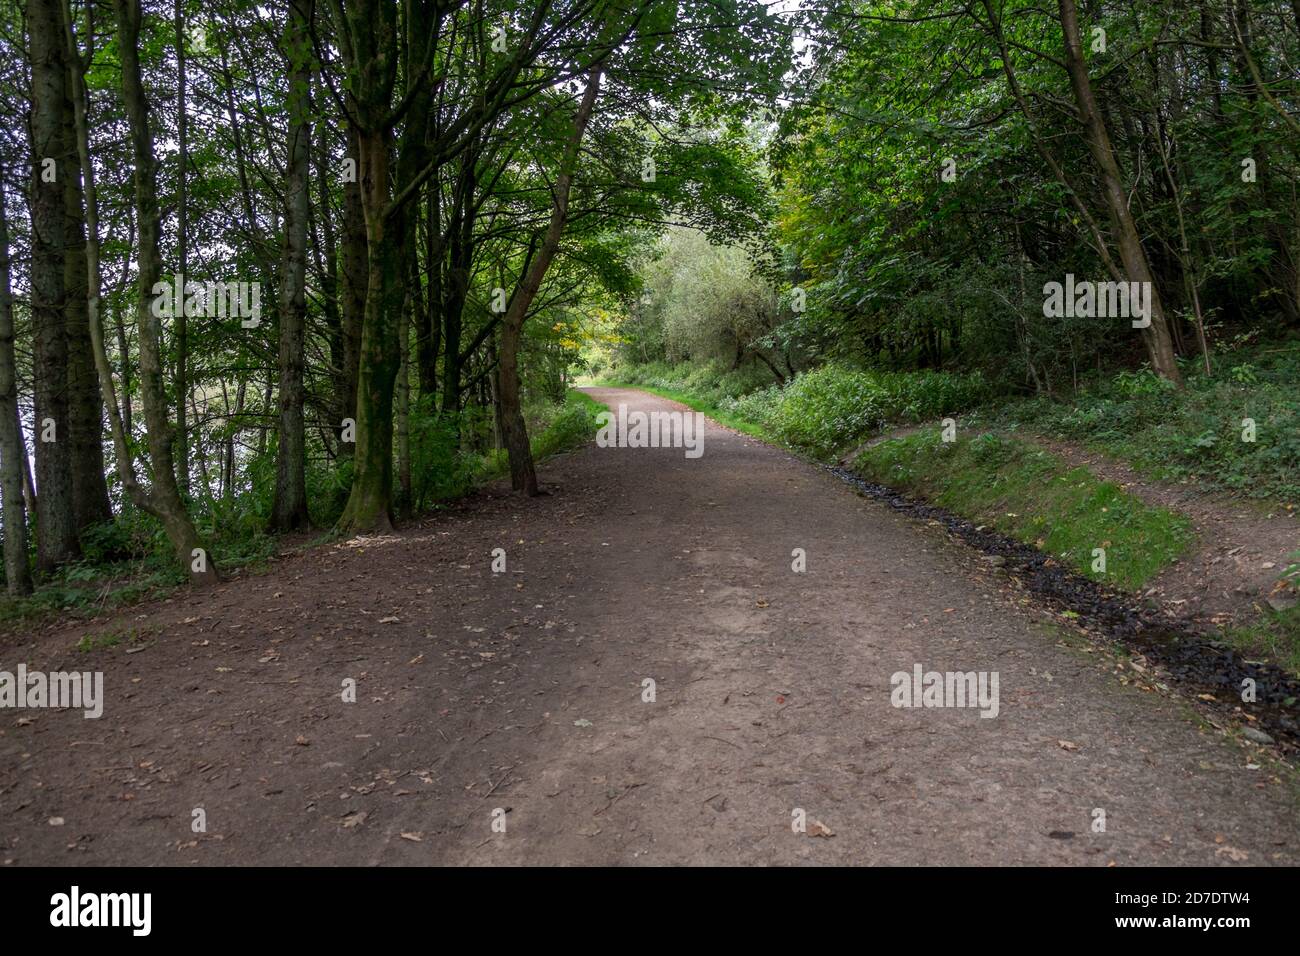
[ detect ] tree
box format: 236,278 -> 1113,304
0,167 -> 33,594
1056,0 -> 1181,384
498,65 -> 604,494
28,0 -> 81,572
271,0 -> 313,531
110,0 -> 217,582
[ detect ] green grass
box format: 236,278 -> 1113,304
975,341 -> 1300,506
75,625 -> 157,653
564,388 -> 607,414
852,429 -> 1195,591
0,567 -> 182,633
1225,604 -> 1300,676
1222,547 -> 1300,673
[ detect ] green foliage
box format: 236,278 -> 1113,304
772,0 -> 1300,390
76,625 -> 156,653
601,360 -> 990,459
604,359 -> 774,406
530,396 -> 603,460
483,390 -> 605,477
852,430 -> 1194,591
753,366 -> 990,458
1225,601 -> 1300,676
981,343 -> 1300,503
406,407 -> 488,510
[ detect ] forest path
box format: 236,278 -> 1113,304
3,388 -> 1296,865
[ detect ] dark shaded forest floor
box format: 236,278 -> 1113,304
2,388 -> 1297,865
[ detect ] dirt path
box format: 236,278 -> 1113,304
3,388 -> 1297,866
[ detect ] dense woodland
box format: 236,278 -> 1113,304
0,0 -> 1297,600
612,0 -> 1299,384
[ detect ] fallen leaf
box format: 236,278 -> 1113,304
808,820 -> 834,838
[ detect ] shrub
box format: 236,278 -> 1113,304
606,360 -> 991,459
985,343 -> 1300,502
762,365 -> 991,458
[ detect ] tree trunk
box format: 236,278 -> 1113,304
173,0 -> 190,494
0,168 -> 33,595
61,79 -> 111,532
499,65 -> 604,496
396,284 -> 412,518
224,380 -> 245,499
338,125 -> 367,454
337,125 -> 402,532
1058,0 -> 1182,384
419,181 -> 442,400
270,0 -> 311,533
440,155 -> 476,416
28,0 -> 80,572
488,335 -> 505,450
64,0 -> 136,539
113,0 -> 218,583
313,93 -> 344,453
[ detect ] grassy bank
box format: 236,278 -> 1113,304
483,388 -> 606,475
974,342 -> 1300,506
850,430 -> 1195,591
